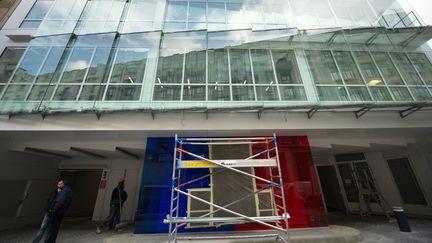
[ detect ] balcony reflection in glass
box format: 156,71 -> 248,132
156,53 -> 183,84
407,53 -> 432,85
279,86 -> 307,101
251,49 -> 275,85
369,86 -> 393,101
208,49 -> 229,84
409,87 -> 431,101
333,51 -> 363,85
27,85 -> 55,100
305,50 -> 342,85
35,47 -> 65,83
1,85 -> 31,100
353,51 -> 384,86
11,47 -> 49,83
84,48 -> 111,83
105,85 -> 141,101
53,85 -> 80,100
110,48 -> 147,83
272,50 -> 302,84
153,85 -> 181,101
208,85 -> 230,101
372,52 -> 404,85
389,87 -> 413,101
230,49 -> 252,84
256,86 -> 278,101
347,86 -> 371,101
0,48 -> 25,84
184,51 -> 206,84
183,85 -> 205,101
232,85 -> 255,101
390,53 -> 423,85
59,48 -> 93,83
317,86 -> 349,101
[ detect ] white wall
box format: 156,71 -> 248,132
59,157 -> 143,221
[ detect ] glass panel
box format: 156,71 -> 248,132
232,85 -> 254,101
407,53 -> 432,85
272,50 -> 301,84
166,1 -> 187,21
27,85 -> 55,100
156,53 -> 183,84
84,48 -> 111,83
20,0 -> 54,28
226,3 -> 243,24
347,86 -> 371,101
371,52 -> 404,85
164,22 -> 187,31
389,87 -> 413,101
110,48 -> 147,83
189,2 -> 206,22
75,0 -> 126,35
79,85 -> 103,100
256,86 -> 278,101
0,48 -> 25,84
251,49 -> 275,84
409,87 -> 431,101
153,85 -> 181,100
279,86 -> 307,101
183,85 -> 205,101
369,86 -> 393,101
11,47 -> 49,83
105,85 -> 141,100
208,2 -> 225,23
353,51 -> 384,86
333,51 -> 363,85
316,86 -> 349,101
35,47 -> 65,83
230,49 -> 252,84
305,50 -> 342,85
0,85 -> 4,94
390,53 -> 423,85
122,0 -> 157,33
1,85 -> 31,100
208,49 -> 229,84
53,85 -> 80,100
208,85 -> 230,101
184,51 -> 206,84
59,47 -> 93,83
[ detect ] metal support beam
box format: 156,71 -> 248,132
354,107 -> 371,119
151,111 -> 156,120
70,147 -> 106,159
401,30 -> 422,47
365,31 -> 381,46
115,147 -> 140,159
307,108 -> 318,119
25,147 -> 72,159
96,111 -> 102,120
257,109 -> 263,119
41,111 -> 47,120
399,106 -> 421,118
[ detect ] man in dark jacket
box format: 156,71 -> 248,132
97,178 -> 128,233
32,180 -> 72,243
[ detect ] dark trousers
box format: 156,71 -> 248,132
44,214 -> 64,243
99,204 -> 120,230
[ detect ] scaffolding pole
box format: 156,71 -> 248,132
164,133 -> 290,242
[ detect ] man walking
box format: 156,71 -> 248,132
97,178 -> 128,233
32,180 -> 73,243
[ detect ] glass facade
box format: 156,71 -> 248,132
0,0 -> 431,113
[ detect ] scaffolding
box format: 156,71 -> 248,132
164,133 -> 290,242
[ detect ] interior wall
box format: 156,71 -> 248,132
0,151 -> 60,231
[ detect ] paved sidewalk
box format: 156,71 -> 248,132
0,214 -> 431,243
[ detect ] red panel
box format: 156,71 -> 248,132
236,136 -> 327,231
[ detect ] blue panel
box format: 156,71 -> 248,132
134,137 -> 234,234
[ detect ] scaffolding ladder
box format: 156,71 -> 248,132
164,133 -> 290,242
352,169 -> 393,222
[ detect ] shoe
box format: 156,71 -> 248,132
96,226 -> 101,234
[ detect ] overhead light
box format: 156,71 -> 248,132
368,79 -> 382,85
265,86 -> 270,92
187,78 -> 190,84
243,80 -> 247,84
157,77 -> 162,84
269,81 -> 273,85
215,82 -> 218,90
188,86 -> 191,89
128,76 -> 134,84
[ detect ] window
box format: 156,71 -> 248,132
20,0 -> 54,28
0,47 -> 26,84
